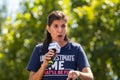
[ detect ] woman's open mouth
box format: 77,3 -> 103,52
58,35 -> 63,38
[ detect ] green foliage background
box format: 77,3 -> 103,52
0,0 -> 120,80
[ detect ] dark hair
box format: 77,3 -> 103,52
42,11 -> 69,53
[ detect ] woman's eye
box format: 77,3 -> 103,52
62,24 -> 66,28
54,24 -> 58,28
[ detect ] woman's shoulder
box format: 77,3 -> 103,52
65,41 -> 82,50
69,41 -> 81,47
34,43 -> 43,50
36,43 -> 43,47
34,43 -> 45,54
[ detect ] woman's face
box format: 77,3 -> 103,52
47,20 -> 67,42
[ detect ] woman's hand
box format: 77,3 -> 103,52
67,67 -> 94,80
67,70 -> 80,80
42,49 -> 55,67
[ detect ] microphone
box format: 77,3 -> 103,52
48,42 -> 61,65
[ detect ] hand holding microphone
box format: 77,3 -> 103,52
48,42 -> 61,65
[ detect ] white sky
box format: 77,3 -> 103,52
8,0 -> 20,13
7,0 -> 21,15
0,0 -> 21,15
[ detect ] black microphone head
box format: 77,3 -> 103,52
52,48 -> 56,53
48,42 -> 61,53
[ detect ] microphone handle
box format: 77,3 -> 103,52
48,57 -> 55,65
48,49 -> 56,65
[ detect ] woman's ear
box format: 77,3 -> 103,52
46,25 -> 50,33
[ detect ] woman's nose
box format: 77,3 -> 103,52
57,27 -> 62,33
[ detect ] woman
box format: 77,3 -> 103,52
27,10 -> 94,80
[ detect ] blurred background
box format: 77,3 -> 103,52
0,0 -> 120,80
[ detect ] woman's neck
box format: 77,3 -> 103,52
58,41 -> 68,47
51,40 -> 68,47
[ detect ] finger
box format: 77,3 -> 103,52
75,71 -> 80,77
67,70 -> 74,80
66,77 -> 69,80
46,52 -> 54,57
48,51 -> 55,57
72,74 -> 77,80
69,70 -> 74,74
44,54 -> 52,60
49,49 -> 55,53
66,77 -> 72,80
44,56 -> 51,61
45,53 -> 50,58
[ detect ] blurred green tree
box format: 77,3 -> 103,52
69,0 -> 120,80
